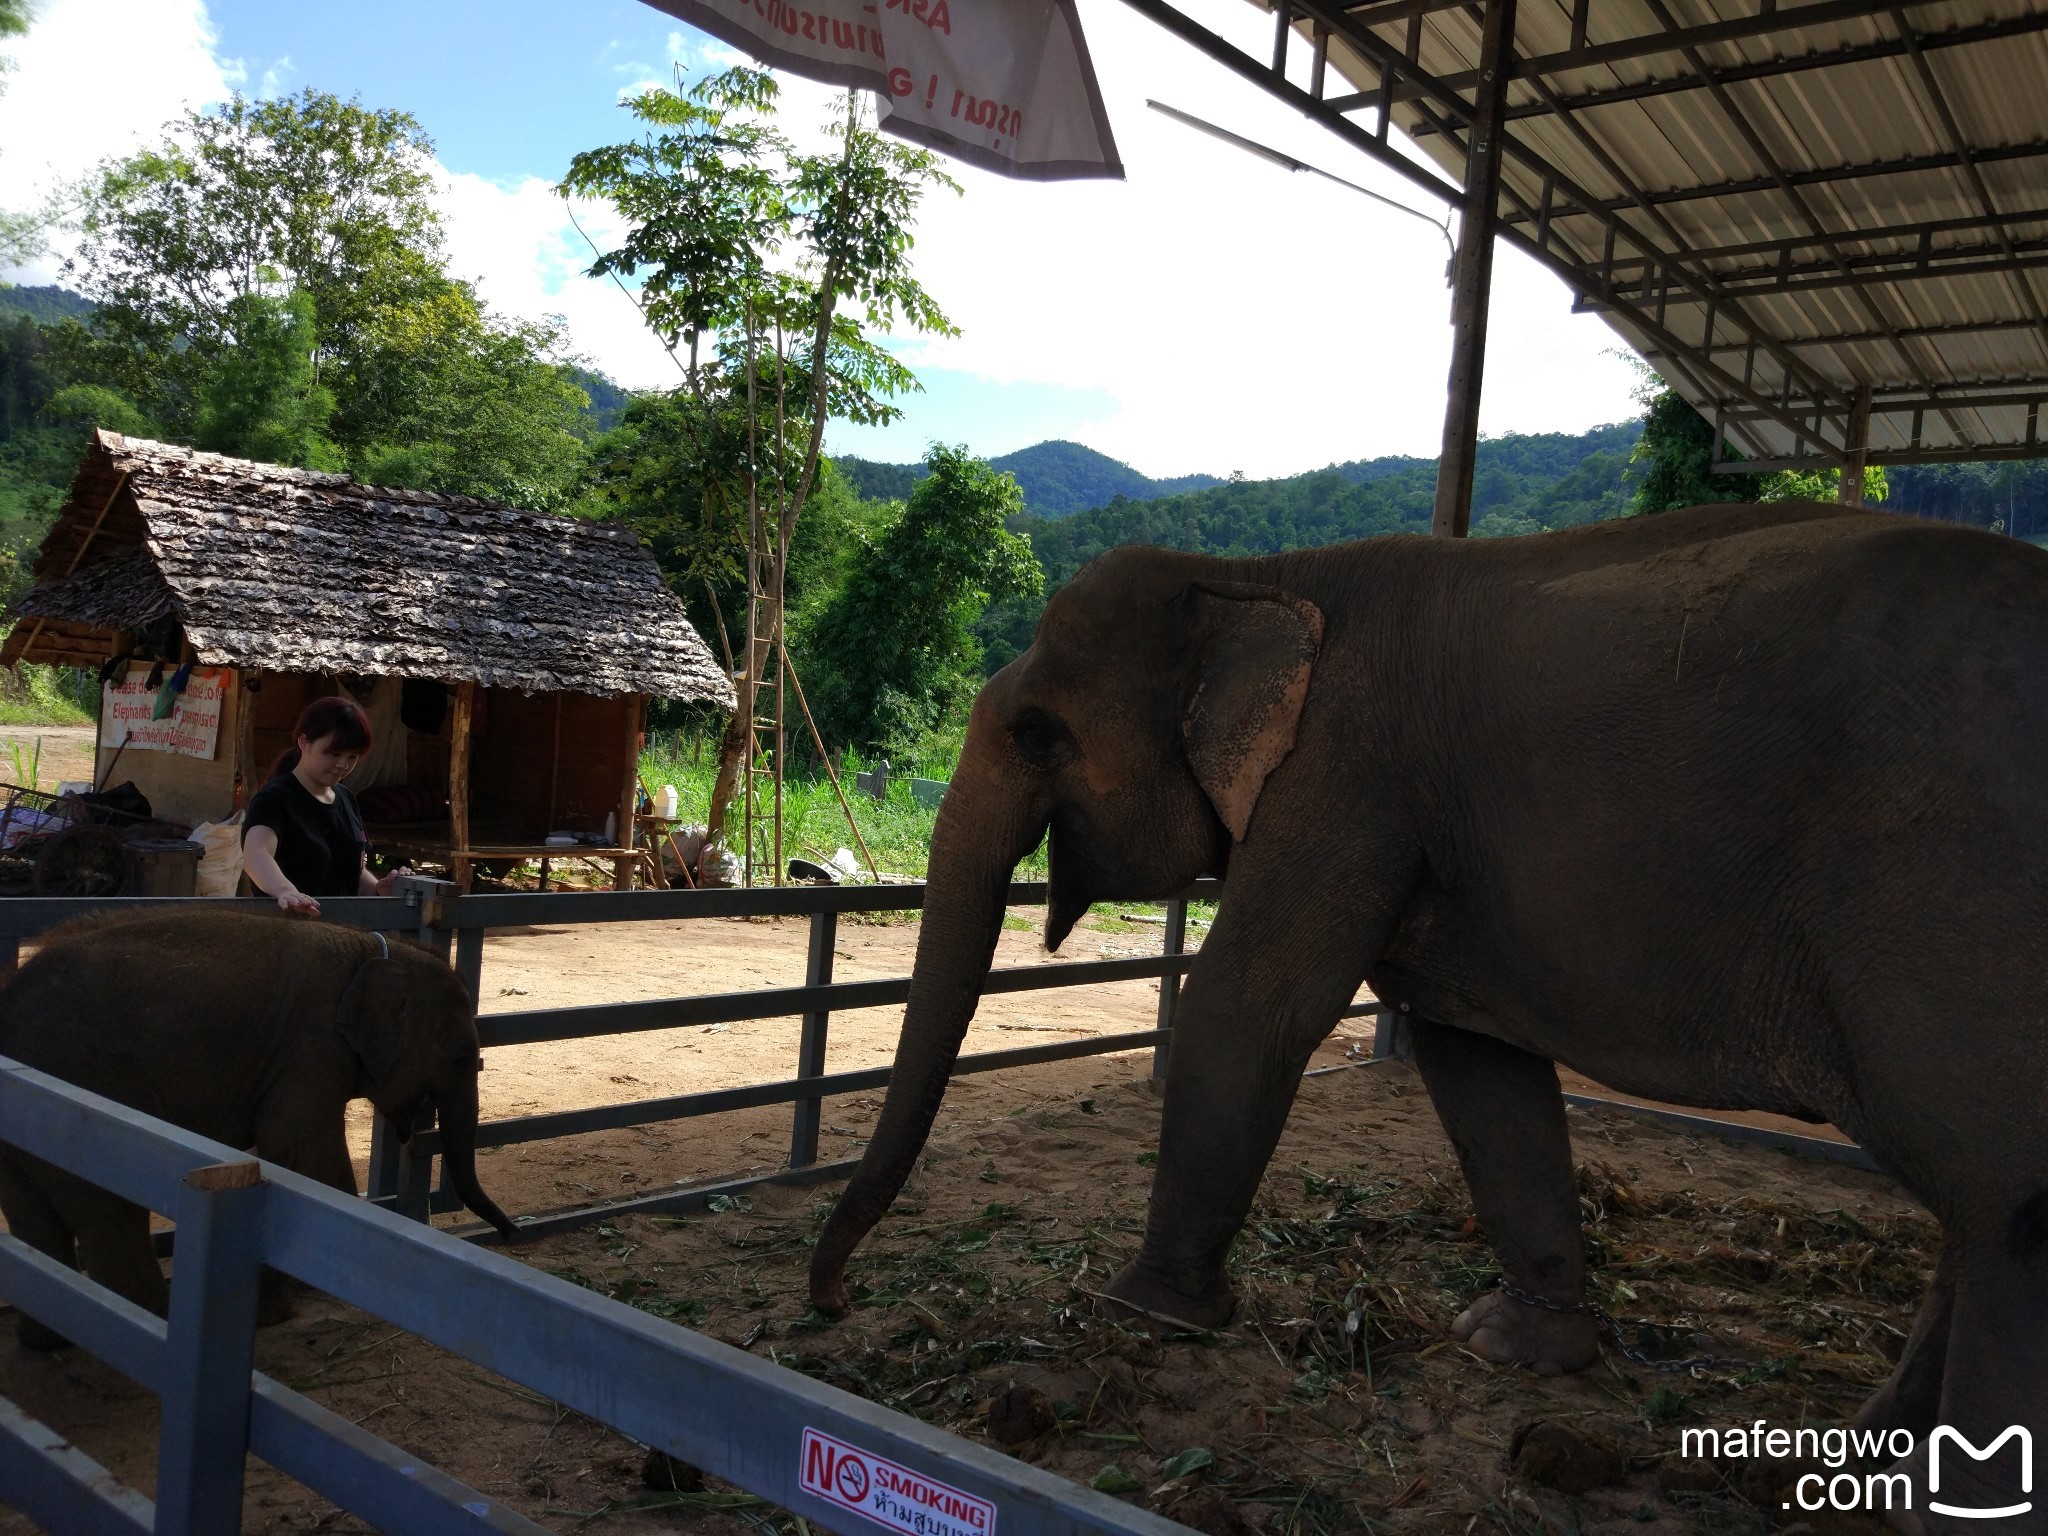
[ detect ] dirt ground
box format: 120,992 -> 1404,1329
0,908 -> 1929,1535
0,725 -> 96,791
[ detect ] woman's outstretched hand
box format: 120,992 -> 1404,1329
275,887 -> 320,916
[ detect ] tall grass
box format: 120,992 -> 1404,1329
637,728 -> 1048,883
0,658 -> 93,727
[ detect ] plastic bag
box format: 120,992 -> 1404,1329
189,812 -> 245,898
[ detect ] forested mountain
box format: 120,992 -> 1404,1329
835,438 -> 1223,515
972,422 -> 1643,670
0,285 -> 92,325
1885,461 -> 2048,541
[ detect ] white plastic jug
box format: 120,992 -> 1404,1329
656,784 -> 680,819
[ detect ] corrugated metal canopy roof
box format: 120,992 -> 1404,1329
1142,0 -> 2048,468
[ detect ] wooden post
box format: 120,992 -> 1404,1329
1839,385 -> 1873,507
545,692 -> 562,831
614,694 -> 643,891
233,669 -> 258,810
449,681 -> 475,891
1430,0 -> 1518,539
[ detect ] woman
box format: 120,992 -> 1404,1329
242,695 -> 411,914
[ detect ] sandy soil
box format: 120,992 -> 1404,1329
0,909 -> 1928,1536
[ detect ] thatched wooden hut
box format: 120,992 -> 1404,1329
2,432 -> 734,889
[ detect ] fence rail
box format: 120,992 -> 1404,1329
0,1057 -> 1190,1536
0,879 -> 1224,1237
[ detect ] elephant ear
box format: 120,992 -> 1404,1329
334,955 -> 410,1089
1182,583 -> 1324,842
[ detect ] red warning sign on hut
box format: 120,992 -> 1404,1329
799,1427 -> 995,1536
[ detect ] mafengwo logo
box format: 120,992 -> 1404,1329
1680,1422 -> 2032,1518
1928,1426 -> 2032,1521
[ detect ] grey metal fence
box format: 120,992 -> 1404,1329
0,878 -> 1241,1241
0,1056 -> 1193,1536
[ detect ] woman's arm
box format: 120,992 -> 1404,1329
244,825 -> 320,915
357,851 -> 412,897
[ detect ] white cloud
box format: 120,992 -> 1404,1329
0,0 -> 1643,477
0,0 -> 235,284
809,0 -> 1642,476
433,167 -> 686,387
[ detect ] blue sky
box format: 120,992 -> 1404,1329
203,0 -> 693,186
1,0 -> 1644,477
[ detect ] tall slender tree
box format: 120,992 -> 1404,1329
562,68 -> 958,863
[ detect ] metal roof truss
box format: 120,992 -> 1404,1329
1121,0 -> 2048,471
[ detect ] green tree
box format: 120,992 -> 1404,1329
69,88 -> 442,426
1629,387 -> 1766,514
194,289 -> 341,470
61,88 -> 593,501
562,66 -> 958,849
0,0 -> 54,268
352,299 -> 591,508
798,446 -> 1043,756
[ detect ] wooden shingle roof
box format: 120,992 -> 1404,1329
4,432 -> 736,706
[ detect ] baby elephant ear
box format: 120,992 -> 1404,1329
1182,583 -> 1324,842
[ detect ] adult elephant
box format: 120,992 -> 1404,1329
811,501 -> 2048,1519
0,907 -> 517,1342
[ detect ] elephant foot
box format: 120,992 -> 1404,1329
1098,1261 -> 1235,1332
1451,1289 -> 1600,1376
258,1270 -> 301,1327
14,1312 -> 71,1352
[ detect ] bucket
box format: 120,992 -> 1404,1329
124,838 -> 202,898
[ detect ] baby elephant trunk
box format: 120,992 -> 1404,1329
433,1075 -> 519,1242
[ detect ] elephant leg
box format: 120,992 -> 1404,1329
1852,1239 -> 1954,1441
1104,850 -> 1388,1329
68,1188 -> 168,1320
1408,1020 -> 1599,1374
1864,1216 -> 2048,1535
0,1155 -> 81,1351
253,1103 -> 356,1325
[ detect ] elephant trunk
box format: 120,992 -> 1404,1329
435,1074 -> 519,1242
810,737 -> 1040,1314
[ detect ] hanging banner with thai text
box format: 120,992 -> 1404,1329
100,665 -> 228,760
639,0 -> 1123,180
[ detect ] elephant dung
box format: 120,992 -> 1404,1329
1654,1455 -> 1724,1495
1151,1486 -> 1257,1536
985,1383 -> 1057,1445
1510,1417 -> 1628,1494
642,1448 -> 705,1493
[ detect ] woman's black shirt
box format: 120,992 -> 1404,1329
242,773 -> 367,898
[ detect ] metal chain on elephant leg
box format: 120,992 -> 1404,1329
1494,1278 -> 1750,1375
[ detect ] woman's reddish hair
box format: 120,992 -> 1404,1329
267,694 -> 374,780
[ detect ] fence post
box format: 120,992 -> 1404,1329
789,908 -> 836,1168
454,924 -> 485,1006
155,1159 -> 265,1536
1152,898 -> 1187,1080
372,876 -> 461,1220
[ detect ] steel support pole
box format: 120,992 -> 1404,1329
155,1160 -> 265,1536
1152,899 -> 1188,1079
1371,1003 -> 1413,1060
1839,384 -> 1873,505
788,909 -> 837,1168
1430,0 -> 1517,539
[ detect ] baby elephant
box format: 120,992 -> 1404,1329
0,907 -> 517,1344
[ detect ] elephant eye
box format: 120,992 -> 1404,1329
1009,708 -> 1073,767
